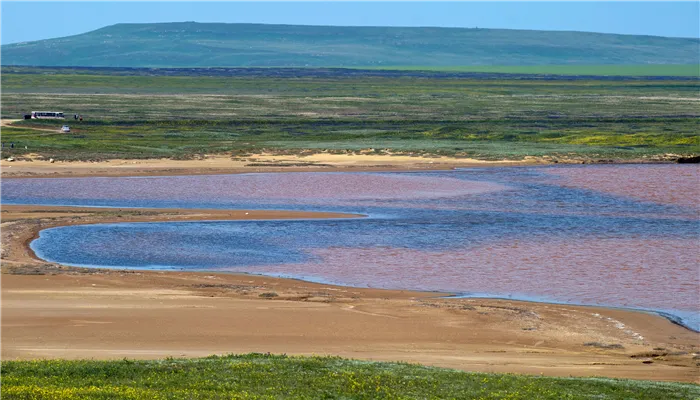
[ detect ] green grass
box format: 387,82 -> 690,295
2,118 -> 697,161
1,68 -> 698,161
2,354 -> 698,399
360,65 -> 700,77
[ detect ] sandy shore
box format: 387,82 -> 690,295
4,268 -> 699,383
1,203 -> 698,382
0,152 -> 552,179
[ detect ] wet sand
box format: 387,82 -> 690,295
1,203 -> 699,382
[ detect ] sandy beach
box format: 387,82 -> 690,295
0,152 -> 551,179
1,161 -> 699,383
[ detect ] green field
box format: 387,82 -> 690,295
362,65 -> 700,77
1,67 -> 698,161
2,354 -> 698,399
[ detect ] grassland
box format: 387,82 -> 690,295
2,354 -> 699,399
1,67 -> 698,161
362,65 -> 700,77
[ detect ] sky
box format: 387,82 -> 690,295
1,1 -> 699,45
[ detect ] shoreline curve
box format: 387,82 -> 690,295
17,203 -> 699,333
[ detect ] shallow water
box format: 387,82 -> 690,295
3,165 -> 698,330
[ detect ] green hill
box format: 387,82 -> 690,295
2,22 -> 698,67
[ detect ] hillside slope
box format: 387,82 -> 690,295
2,22 -> 698,67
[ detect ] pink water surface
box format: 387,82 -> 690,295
236,238 -> 698,314
7,173 -> 505,204
546,164 -> 700,211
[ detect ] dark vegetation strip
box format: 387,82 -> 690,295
2,65 -> 700,79
356,64 -> 700,78
2,354 -> 698,399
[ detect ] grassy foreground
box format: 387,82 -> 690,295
2,354 -> 698,399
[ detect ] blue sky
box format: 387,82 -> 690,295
2,2 -> 699,45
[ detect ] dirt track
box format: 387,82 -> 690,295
2,119 -> 60,131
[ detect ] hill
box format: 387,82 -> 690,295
2,22 -> 698,67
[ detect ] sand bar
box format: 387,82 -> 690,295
0,152 -> 556,179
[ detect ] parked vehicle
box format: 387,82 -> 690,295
32,111 -> 65,119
